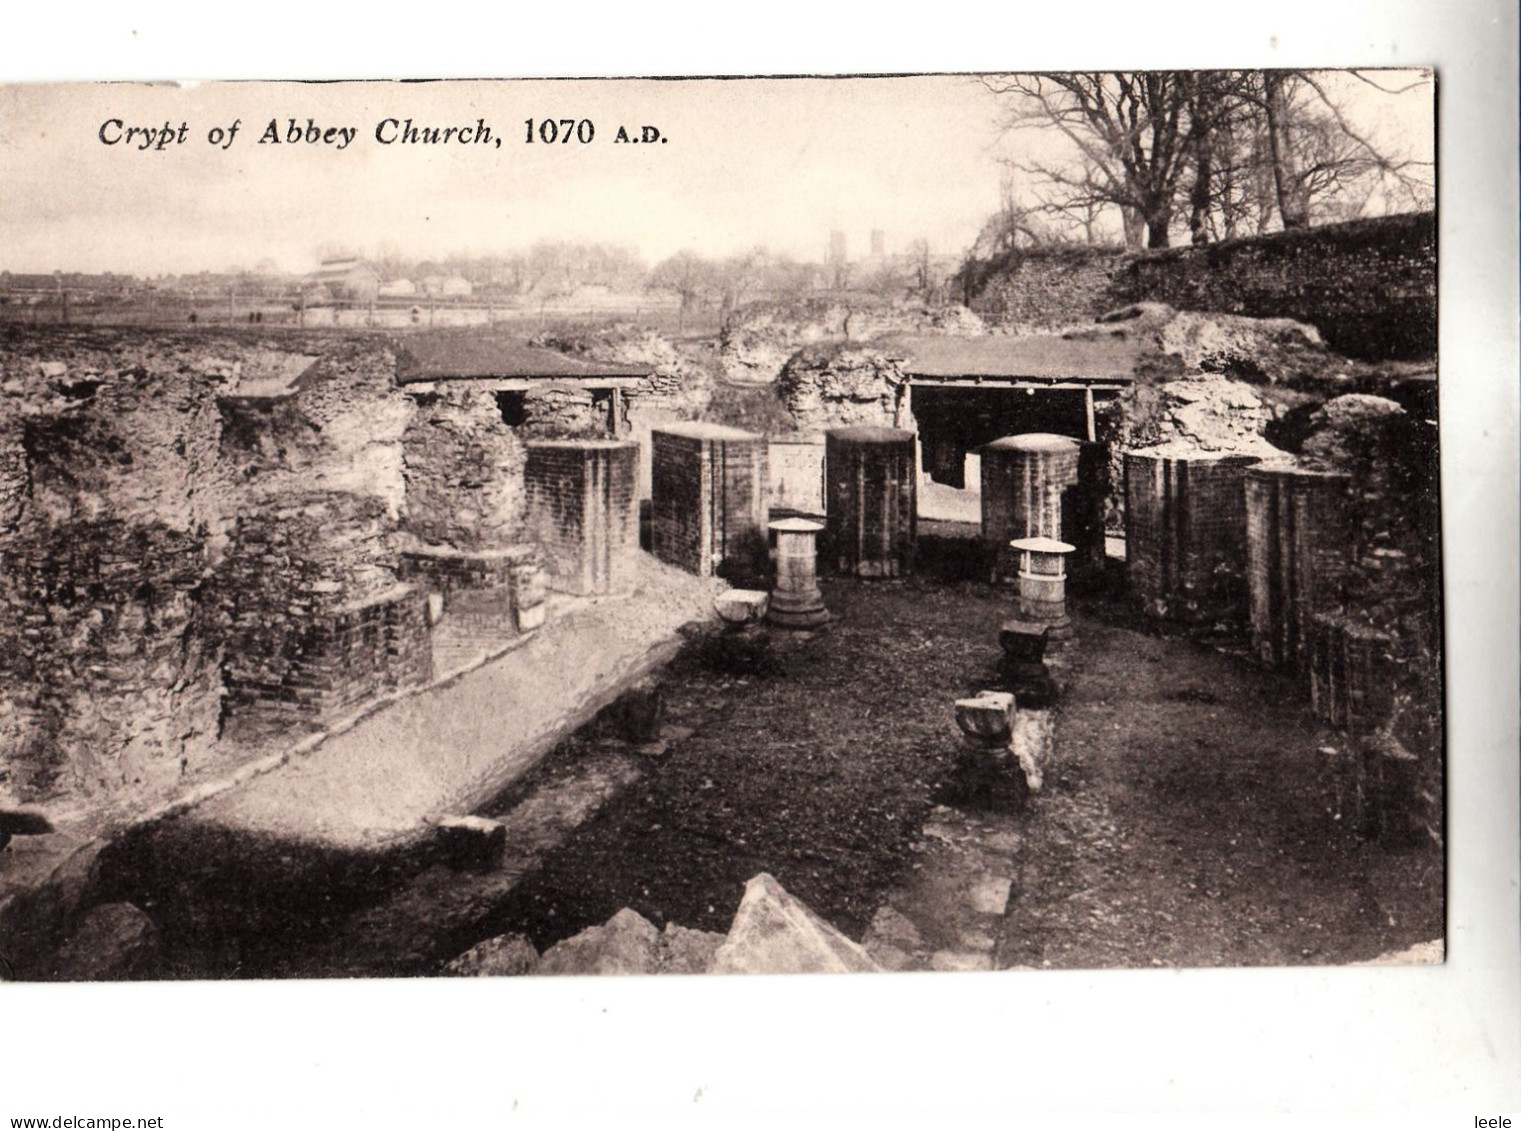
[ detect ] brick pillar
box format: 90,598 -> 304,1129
650,423 -> 770,584
396,543 -> 547,642
1123,449 -> 1261,625
1307,613 -> 1397,735
824,426 -> 917,578
1069,440 -> 1111,585
223,584 -> 434,733
1245,466 -> 1355,669
979,433 -> 1083,584
524,440 -> 640,596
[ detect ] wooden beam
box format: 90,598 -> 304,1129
905,377 -> 1130,391
404,376 -> 644,392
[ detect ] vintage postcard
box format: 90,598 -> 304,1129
4,6 -> 1521,1108
0,73 -> 1446,989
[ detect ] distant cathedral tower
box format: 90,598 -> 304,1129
827,229 -> 849,290
828,229 -> 848,266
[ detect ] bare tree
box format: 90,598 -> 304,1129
984,72 -> 1195,249
983,69 -> 1433,248
1249,70 -> 1434,230
1179,71 -> 1260,245
1261,71 -> 1312,229
647,250 -> 714,334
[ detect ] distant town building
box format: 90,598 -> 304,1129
0,271 -> 138,302
310,258 -> 381,303
378,278 -> 418,298
419,274 -> 474,299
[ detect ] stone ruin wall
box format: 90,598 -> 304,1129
527,323 -> 716,497
1300,406 -> 1442,793
0,333 -> 238,814
400,386 -> 528,551
1123,393 -> 1442,837
524,441 -> 641,597
955,245 -> 1129,331
0,323 -> 706,818
0,330 -> 415,819
961,212 -> 1436,361
1124,451 -> 1265,625
215,491 -> 431,739
649,427 -> 771,583
1110,213 -> 1436,361
0,520 -> 220,807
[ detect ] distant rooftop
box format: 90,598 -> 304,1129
396,334 -> 651,384
882,333 -> 1143,382
311,258 -> 379,281
654,421 -> 762,441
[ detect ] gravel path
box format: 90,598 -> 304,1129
997,610 -> 1443,969
477,577 -> 1441,969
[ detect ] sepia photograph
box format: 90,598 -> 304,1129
0,9 -> 1517,1117
0,71 -> 1444,982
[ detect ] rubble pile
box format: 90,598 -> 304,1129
1122,378 -> 1283,458
774,344 -> 907,434
1072,301 -> 1357,389
532,321 -> 712,409
444,871 -> 880,977
720,298 -> 986,385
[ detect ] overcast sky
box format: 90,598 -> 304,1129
0,73 -> 1432,276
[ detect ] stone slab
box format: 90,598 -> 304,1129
711,873 -> 880,975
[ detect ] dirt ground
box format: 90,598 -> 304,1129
107,563 -> 1440,977
477,572 -> 1443,968
480,577 -> 988,946
999,601 -> 1443,969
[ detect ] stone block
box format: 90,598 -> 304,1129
0,837 -> 106,980
710,873 -> 880,975
605,679 -> 665,744
824,426 -> 917,578
979,433 -> 1081,583
0,810 -> 54,853
714,588 -> 770,627
954,691 -> 1015,746
862,905 -> 926,972
950,744 -> 1031,814
651,424 -> 770,582
524,440 -> 640,597
444,932 -> 540,977
997,623 -> 1057,707
657,923 -> 725,975
1125,449 -> 1261,625
997,619 -> 1050,665
536,908 -> 661,976
1245,466 -> 1355,669
767,517 -> 829,629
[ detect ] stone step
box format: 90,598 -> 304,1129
861,804 -> 1021,973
